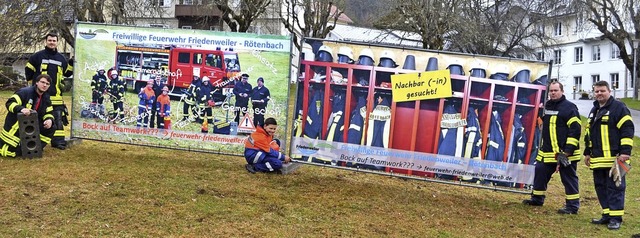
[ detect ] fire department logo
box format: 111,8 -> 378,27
79,29 -> 108,39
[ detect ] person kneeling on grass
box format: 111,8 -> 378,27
244,117 -> 291,173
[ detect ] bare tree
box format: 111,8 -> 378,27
373,0 -> 465,50
580,0 -> 640,98
212,0 -> 271,32
281,0 -> 346,49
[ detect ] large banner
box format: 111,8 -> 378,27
72,23 -> 291,155
291,38 -> 550,191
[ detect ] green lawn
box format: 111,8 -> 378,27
0,91 -> 639,237
620,98 -> 640,111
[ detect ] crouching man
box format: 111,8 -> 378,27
0,74 -> 55,157
244,117 -> 290,173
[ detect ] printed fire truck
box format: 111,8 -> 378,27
114,45 -> 241,94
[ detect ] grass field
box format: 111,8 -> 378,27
0,92 -> 639,237
620,98 -> 640,111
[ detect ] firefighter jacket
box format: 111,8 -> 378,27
584,96 -> 634,169
250,86 -> 270,108
184,78 -> 200,105
233,81 -> 252,107
463,107 -> 482,160
509,114 -> 527,164
25,47 -> 73,104
303,88 -> 324,139
366,97 -> 391,148
537,95 -> 582,163
156,94 -> 171,117
293,86 -> 306,137
138,87 -> 155,109
326,91 -> 346,142
1,86 -> 54,157
244,125 -> 285,164
438,104 -> 466,157
196,83 -> 214,105
92,73 -> 108,93
486,110 -> 505,162
152,80 -> 165,98
108,77 -> 125,102
347,95 -> 367,145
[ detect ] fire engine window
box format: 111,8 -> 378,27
177,52 -> 190,63
193,53 -> 203,65
205,53 -> 221,68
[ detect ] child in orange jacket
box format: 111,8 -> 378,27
244,117 -> 291,173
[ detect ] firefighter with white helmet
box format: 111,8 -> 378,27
197,75 -> 215,130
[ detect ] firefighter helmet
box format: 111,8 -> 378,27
357,48 -> 375,66
110,70 -> 118,76
316,45 -> 334,62
337,46 -> 355,64
301,43 -> 314,61
446,59 -> 465,76
402,55 -> 416,70
162,86 -> 169,91
469,60 -> 487,78
425,57 -> 439,71
511,66 -> 531,83
533,69 -> 548,85
202,76 -> 210,82
98,67 -> 105,72
489,64 -> 510,80
378,50 -> 398,68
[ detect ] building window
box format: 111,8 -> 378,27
574,47 -> 583,63
554,50 -> 562,65
574,76 -> 582,91
592,45 -> 601,61
592,74 -> 600,84
611,44 -> 620,59
554,22 -> 562,36
536,51 -> 545,61
610,73 -> 619,89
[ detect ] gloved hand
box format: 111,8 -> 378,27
556,152 -> 571,167
609,161 -> 622,187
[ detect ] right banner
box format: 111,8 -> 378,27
290,38 -> 551,191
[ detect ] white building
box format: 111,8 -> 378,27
533,8 -> 636,98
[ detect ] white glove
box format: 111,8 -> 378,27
609,162 -> 622,187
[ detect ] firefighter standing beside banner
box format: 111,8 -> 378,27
0,75 -> 55,157
584,80 -> 634,230
197,76 -> 214,132
523,81 -> 582,215
233,73 -> 252,124
24,32 -> 73,150
250,77 -> 270,127
182,76 -> 200,122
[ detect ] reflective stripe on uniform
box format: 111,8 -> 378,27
54,130 -> 65,137
602,208 -> 610,215
0,144 -> 16,157
601,125 -> 610,158
621,138 -> 633,146
617,115 -> 632,129
532,190 -> 545,196
566,194 -> 579,200
26,62 -> 36,72
40,134 -> 51,144
253,151 -> 263,164
549,115 -> 560,153
609,210 -> 624,216
566,137 -> 579,146
566,117 -> 581,127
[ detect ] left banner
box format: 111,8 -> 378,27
71,23 -> 291,155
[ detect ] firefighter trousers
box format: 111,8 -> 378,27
593,169 -> 626,222
530,161 -> 580,211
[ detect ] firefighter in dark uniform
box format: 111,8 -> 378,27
197,76 -> 215,131
108,70 -> 125,122
0,75 -> 55,157
91,67 -> 108,115
523,81 -> 582,215
250,77 -> 270,127
584,80 -> 634,230
24,32 -> 73,150
182,76 -> 201,122
233,73 -> 252,124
